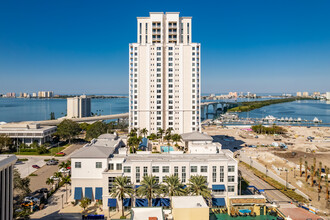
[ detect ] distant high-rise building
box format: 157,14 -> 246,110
326,92 -> 330,100
296,92 -> 302,97
32,93 -> 37,98
129,12 -> 201,134
0,154 -> 17,220
67,95 -> 91,118
5,93 -> 16,98
37,91 -> 54,98
302,92 -> 309,97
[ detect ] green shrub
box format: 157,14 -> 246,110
20,148 -> 38,152
29,173 -> 38,176
18,158 -> 28,161
120,216 -> 126,219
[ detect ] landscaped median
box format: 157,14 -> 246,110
14,145 -> 69,156
240,161 -> 308,203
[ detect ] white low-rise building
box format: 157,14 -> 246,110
0,123 -> 56,145
70,132 -> 238,212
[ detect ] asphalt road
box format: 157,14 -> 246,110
239,165 -> 292,204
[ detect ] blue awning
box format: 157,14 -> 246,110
152,198 -> 170,207
95,187 -> 103,200
182,185 -> 187,189
74,187 -> 82,200
212,198 -> 226,207
212,185 -> 225,191
135,185 -> 141,188
123,198 -> 131,207
108,198 -> 117,207
85,187 -> 93,200
135,198 -> 148,207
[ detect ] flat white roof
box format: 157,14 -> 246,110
131,207 -> 164,220
0,154 -> 17,170
172,196 -> 208,209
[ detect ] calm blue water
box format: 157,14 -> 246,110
0,98 -> 128,123
0,98 -> 329,126
238,100 -> 330,124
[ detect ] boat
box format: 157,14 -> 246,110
313,117 -> 320,123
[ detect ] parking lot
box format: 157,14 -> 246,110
15,143 -> 84,192
14,156 -> 51,178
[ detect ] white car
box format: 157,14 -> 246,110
50,176 -> 60,181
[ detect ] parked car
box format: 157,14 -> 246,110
32,165 -> 40,169
59,168 -> 70,173
46,160 -> 58,165
56,152 -> 66,156
50,176 -> 60,181
37,188 -> 49,193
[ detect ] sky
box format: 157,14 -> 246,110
0,0 -> 329,95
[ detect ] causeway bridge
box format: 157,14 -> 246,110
35,113 -> 129,126
201,101 -> 239,120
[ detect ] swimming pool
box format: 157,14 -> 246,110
161,146 -> 174,152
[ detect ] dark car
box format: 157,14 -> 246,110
37,188 -> 49,193
32,165 -> 40,169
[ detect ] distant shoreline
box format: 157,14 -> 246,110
0,95 -> 128,99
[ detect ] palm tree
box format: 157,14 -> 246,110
164,134 -> 172,146
313,158 -> 316,177
171,134 -> 182,147
137,175 -> 162,207
305,161 -> 308,182
54,171 -> 63,188
162,175 -> 186,209
165,127 -> 173,136
46,177 -> 54,190
299,158 -> 302,177
62,176 -> 71,202
157,128 -> 164,142
311,166 -> 315,186
187,175 -> 211,200
316,170 -> 322,193
110,176 -> 134,218
325,167 -> 329,200
80,197 -> 90,211
59,161 -> 67,169
141,128 -> 148,138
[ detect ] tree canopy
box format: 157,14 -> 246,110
55,119 -> 81,143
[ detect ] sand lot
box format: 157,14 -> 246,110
203,125 -> 330,213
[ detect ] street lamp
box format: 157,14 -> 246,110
285,169 -> 288,190
265,165 -> 268,177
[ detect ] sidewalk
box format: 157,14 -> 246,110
30,186 -> 73,219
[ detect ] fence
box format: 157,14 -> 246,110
239,154 -> 309,200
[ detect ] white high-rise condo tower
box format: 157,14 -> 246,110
129,12 -> 201,134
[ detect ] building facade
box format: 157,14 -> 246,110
0,155 -> 17,220
129,12 -> 201,134
70,133 -> 238,212
0,123 -> 56,145
67,95 -> 91,118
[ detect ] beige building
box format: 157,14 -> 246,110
129,12 -> 201,134
67,95 -> 91,118
38,91 -> 53,98
296,92 -> 302,97
172,196 -> 209,220
0,155 -> 17,220
302,91 -> 309,97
